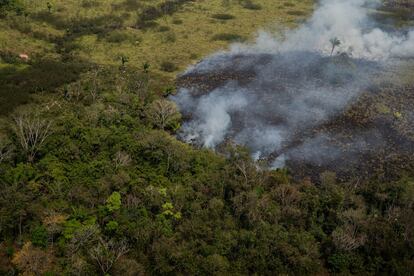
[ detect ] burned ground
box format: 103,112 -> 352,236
176,53 -> 414,181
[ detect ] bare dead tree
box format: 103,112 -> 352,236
42,210 -> 67,246
129,72 -> 150,100
67,224 -> 100,256
235,160 -> 249,185
115,72 -> 127,95
13,115 -> 52,162
87,68 -> 102,102
145,99 -> 181,130
332,223 -> 367,251
113,151 -> 132,169
272,184 -> 301,208
12,242 -> 54,275
65,81 -> 85,101
89,238 -> 129,275
125,194 -> 142,209
44,100 -> 62,111
69,254 -> 89,276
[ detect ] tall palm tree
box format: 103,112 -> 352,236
330,37 -> 341,56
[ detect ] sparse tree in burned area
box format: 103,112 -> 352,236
330,37 -> 341,56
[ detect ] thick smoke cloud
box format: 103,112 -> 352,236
230,0 -> 414,60
174,86 -> 249,147
172,0 -> 414,169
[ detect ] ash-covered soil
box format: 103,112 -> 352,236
175,52 -> 414,181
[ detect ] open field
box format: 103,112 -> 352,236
0,0 -> 313,115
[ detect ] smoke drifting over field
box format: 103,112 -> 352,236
173,0 -> 414,172
232,0 -> 414,60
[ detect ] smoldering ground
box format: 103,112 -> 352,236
172,0 -> 414,179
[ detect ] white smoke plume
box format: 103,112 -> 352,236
231,0 -> 414,60
172,0 -> 414,170
174,85 -> 249,147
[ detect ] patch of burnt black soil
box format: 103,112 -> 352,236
175,52 -> 414,181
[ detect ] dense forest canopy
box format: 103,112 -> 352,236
1,0 -> 414,275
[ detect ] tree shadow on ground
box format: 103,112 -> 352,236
0,58 -> 92,115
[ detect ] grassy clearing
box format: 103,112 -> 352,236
69,0 -> 313,77
0,0 -> 314,114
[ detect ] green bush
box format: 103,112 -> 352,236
172,18 -> 183,24
240,0 -> 262,10
140,6 -> 162,22
160,61 -> 178,72
158,25 -> 171,32
106,31 -> 130,43
106,31 -> 141,44
283,2 -> 295,7
31,225 -> 48,248
81,0 -> 100,8
105,220 -> 119,232
211,13 -> 235,20
0,50 -> 20,64
106,191 -> 122,212
136,19 -> 158,29
286,10 -> 306,16
162,31 -> 176,43
327,253 -> 350,272
0,0 -> 23,15
137,0 -> 194,29
5,245 -> 14,257
211,33 -> 245,42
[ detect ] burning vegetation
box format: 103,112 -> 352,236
174,0 -> 414,181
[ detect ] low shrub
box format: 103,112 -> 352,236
137,0 -> 194,29
283,2 -> 295,7
286,10 -> 306,16
0,50 -> 21,64
121,0 -> 142,9
136,20 -> 158,30
160,61 -> 178,72
106,31 -> 130,43
172,18 -> 183,24
81,0 -> 100,8
211,13 -> 235,20
162,32 -> 176,43
240,0 -> 262,10
211,33 -> 245,42
158,25 -> 171,32
140,6 -> 162,22
0,0 -> 23,16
